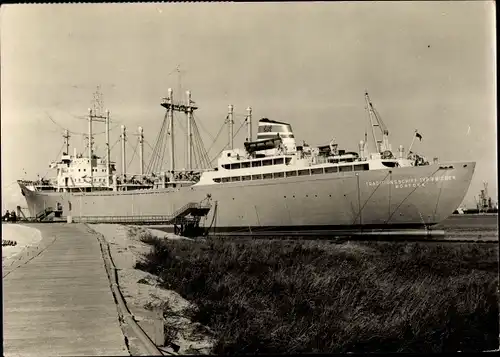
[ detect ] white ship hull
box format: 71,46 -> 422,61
19,161 -> 475,233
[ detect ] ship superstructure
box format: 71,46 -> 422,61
18,88 -> 476,235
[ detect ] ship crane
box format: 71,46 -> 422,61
365,92 -> 391,157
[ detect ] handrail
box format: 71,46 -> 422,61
71,202 -> 212,224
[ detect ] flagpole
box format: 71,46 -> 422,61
408,129 -> 418,155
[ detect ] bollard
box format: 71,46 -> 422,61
154,308 -> 165,347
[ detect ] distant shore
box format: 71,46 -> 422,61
2,224 -> 42,262
453,210 -> 498,215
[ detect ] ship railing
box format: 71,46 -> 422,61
71,202 -> 212,224
17,179 -> 55,187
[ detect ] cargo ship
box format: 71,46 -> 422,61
18,89 -> 475,235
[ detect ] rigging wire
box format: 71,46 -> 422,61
209,120 -> 246,165
191,119 -> 211,169
145,139 -> 163,170
126,137 -> 139,172
45,112 -> 120,136
40,143 -> 65,179
146,111 -> 169,174
109,137 -> 121,154
159,118 -> 170,173
206,116 -> 228,154
172,112 -> 188,168
193,113 -> 216,142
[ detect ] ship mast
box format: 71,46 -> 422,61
105,110 -> 110,186
121,125 -> 127,178
186,91 -> 192,170
88,108 -> 93,186
138,126 -> 144,176
246,107 -> 252,142
63,129 -> 70,154
88,86 -> 111,186
227,104 -> 234,149
167,88 -> 174,180
160,88 -> 199,181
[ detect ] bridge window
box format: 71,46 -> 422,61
286,171 -> 297,177
214,178 -> 222,183
273,172 -> 284,178
325,166 -> 338,173
231,176 -> 241,182
354,163 -> 370,171
273,158 -> 284,165
242,175 -> 251,181
230,163 -> 241,170
339,165 -> 352,172
222,177 -> 230,183
222,164 -> 229,169
262,159 -> 273,166
285,157 -> 292,165
241,162 -> 251,168
263,173 -> 273,179
298,169 -> 310,176
252,161 -> 262,167
252,174 -> 262,180
311,168 -> 324,175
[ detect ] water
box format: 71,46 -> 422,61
435,214 -> 498,240
149,214 -> 498,240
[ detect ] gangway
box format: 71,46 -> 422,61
35,207 -> 54,222
71,201 -> 212,237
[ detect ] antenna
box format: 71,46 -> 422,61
92,85 -> 104,117
87,86 -> 110,185
175,65 -> 186,100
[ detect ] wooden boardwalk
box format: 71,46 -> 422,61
2,224 -> 129,356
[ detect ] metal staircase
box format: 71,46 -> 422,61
35,207 -> 54,222
71,202 -> 212,226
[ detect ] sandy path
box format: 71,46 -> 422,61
90,224 -> 214,355
2,224 -> 43,262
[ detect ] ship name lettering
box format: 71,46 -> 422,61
366,175 -> 455,187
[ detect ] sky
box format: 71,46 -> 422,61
1,1 -> 496,210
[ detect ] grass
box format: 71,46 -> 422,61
133,231 -> 499,354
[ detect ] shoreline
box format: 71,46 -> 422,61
2,223 -> 43,264
90,224 -> 214,355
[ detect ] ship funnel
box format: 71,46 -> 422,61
256,118 -> 296,154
